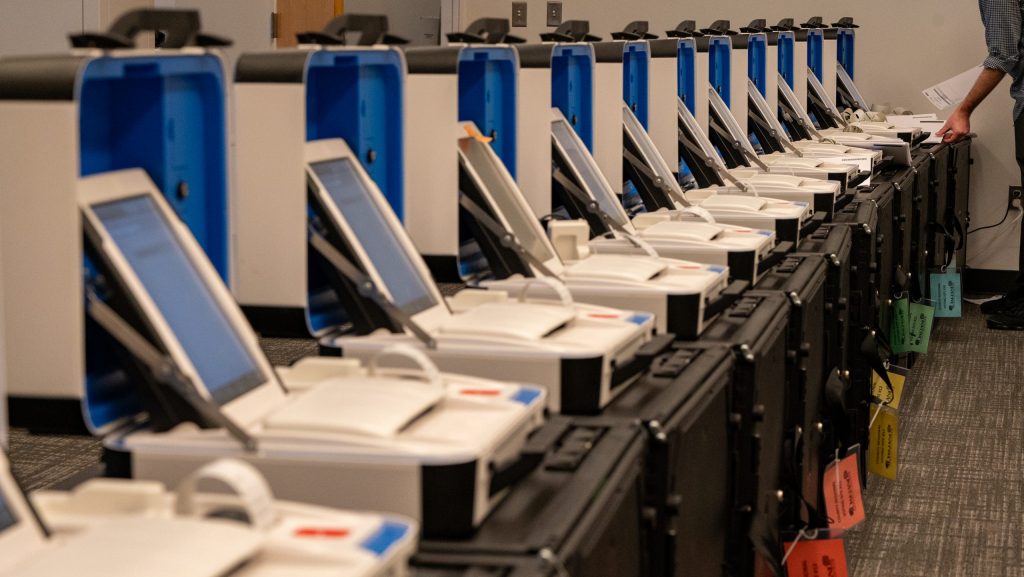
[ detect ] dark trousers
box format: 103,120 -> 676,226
1016,115 -> 1024,292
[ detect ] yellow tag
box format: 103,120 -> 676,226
871,370 -> 906,410
868,404 -> 898,480
463,124 -> 494,143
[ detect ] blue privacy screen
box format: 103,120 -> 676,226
93,195 -> 264,406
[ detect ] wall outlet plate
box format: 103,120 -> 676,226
546,2 -> 562,27
512,2 -> 528,27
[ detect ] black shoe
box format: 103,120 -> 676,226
987,312 -> 1024,330
981,295 -> 1015,314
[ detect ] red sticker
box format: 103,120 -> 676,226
784,539 -> 848,577
294,527 -> 351,539
822,454 -> 866,531
588,313 -> 621,319
459,389 -> 501,396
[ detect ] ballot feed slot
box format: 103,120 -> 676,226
305,50 -> 405,220
459,47 -> 518,178
777,31 -> 795,89
806,29 -> 824,82
677,39 -> 697,116
552,44 -> 596,151
747,34 -> 767,97
79,56 -> 229,280
838,29 -> 855,79
708,37 -> 731,107
622,42 -> 650,128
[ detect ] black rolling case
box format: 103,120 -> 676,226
676,293 -> 791,576
417,417 -> 648,577
602,345 -> 735,577
412,561 -> 554,577
795,224 -> 854,378
949,138 -> 973,270
747,255 -> 831,529
909,152 -> 933,293
922,143 -> 952,270
853,183 -> 896,332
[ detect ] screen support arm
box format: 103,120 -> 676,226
308,227 -> 437,349
708,115 -> 770,172
779,97 -> 824,140
622,147 -> 693,207
678,128 -> 751,192
808,88 -> 849,129
552,169 -> 659,257
457,193 -> 562,279
749,109 -> 803,157
84,292 -> 258,452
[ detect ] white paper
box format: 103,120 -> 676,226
922,66 -> 983,110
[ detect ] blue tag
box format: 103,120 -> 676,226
511,387 -> 543,406
708,265 -> 726,273
757,230 -> 774,236
627,313 -> 653,326
929,266 -> 961,318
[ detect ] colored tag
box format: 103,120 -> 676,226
784,539 -> 849,577
868,404 -> 899,480
929,262 -> 961,318
871,366 -> 907,410
463,124 -> 494,143
907,302 -> 935,353
890,298 -> 909,353
823,454 -> 866,531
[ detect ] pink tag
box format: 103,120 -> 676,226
822,454 -> 866,531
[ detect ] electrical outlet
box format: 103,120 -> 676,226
512,2 -> 528,27
1009,186 -> 1023,209
546,2 -> 562,27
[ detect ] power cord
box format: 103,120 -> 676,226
968,199 -> 1021,235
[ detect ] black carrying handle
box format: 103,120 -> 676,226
800,211 -> 829,239
704,280 -> 750,321
758,241 -> 795,275
297,14 -> 408,46
540,20 -> 602,42
448,18 -> 524,44
611,21 -> 658,40
666,20 -> 703,38
832,17 -> 859,28
740,19 -> 770,33
488,419 -> 571,496
70,9 -> 231,49
773,18 -> 797,31
801,16 -> 827,29
701,20 -> 738,36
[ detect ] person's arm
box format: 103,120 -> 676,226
936,0 -> 1023,142
936,68 -> 1006,142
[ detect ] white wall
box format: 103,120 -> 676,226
461,0 -> 1021,272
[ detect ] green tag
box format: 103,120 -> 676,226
907,302 -> 935,353
929,265 -> 962,318
890,298 -> 910,353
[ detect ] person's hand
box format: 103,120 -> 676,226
936,108 -> 971,143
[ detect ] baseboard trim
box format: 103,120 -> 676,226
964,268 -> 1018,294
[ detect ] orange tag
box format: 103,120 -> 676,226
822,454 -> 865,531
784,539 -> 849,577
463,124 -> 494,143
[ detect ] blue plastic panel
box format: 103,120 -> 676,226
459,47 -> 518,177
552,44 -> 595,151
709,37 -> 731,106
748,35 -> 767,96
807,29 -> 824,81
778,31 -> 795,88
79,55 -> 229,280
622,42 -> 649,128
838,29 -> 855,79
306,50 -> 405,218
678,39 -> 697,115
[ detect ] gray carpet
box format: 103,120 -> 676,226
7,305 -> 1023,576
846,304 -> 1024,577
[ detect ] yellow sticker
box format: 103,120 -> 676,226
463,124 -> 494,143
871,370 -> 906,410
868,404 -> 898,480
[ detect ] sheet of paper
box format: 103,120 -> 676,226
923,66 -> 983,110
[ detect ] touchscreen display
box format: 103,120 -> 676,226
311,158 -> 439,317
551,120 -> 631,227
93,196 -> 265,406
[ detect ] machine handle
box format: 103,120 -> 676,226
367,345 -> 445,392
611,21 -> 658,40
70,9 -> 230,49
800,211 -> 829,239
704,280 -> 750,321
297,14 -> 408,46
448,18 -> 524,44
758,241 -> 795,275
488,420 -> 571,496
540,20 -> 602,42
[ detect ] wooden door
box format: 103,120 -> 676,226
276,0 -> 339,47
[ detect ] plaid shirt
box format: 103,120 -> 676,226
980,0 -> 1024,118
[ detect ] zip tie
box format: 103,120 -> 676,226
539,548 -> 571,577
781,527 -> 819,566
868,403 -> 883,430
